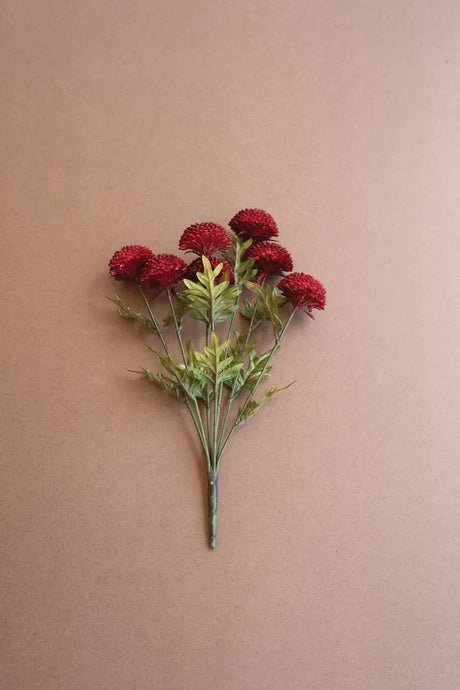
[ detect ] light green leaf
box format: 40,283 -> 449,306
241,283 -> 287,334
135,367 -> 184,399
181,257 -> 241,324
106,294 -> 157,331
223,237 -> 257,285
236,381 -> 295,426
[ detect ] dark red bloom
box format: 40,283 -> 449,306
109,245 -> 155,282
229,208 -> 279,242
245,241 -> 293,279
185,256 -> 235,284
140,254 -> 187,290
179,222 -> 232,256
278,272 -> 326,317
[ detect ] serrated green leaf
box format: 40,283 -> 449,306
184,331 -> 244,391
181,257 -> 241,324
236,381 -> 295,426
137,367 -> 184,399
225,345 -> 272,394
241,283 -> 287,334
223,237 -> 257,286
106,294 -> 157,331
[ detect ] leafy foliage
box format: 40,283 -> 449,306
235,382 -> 295,427
149,350 -> 209,401
137,367 -> 183,398
191,332 -> 244,392
138,334 -> 245,403
226,339 -> 272,394
224,237 -> 257,286
181,256 -> 241,324
240,283 -> 287,334
106,294 -> 157,331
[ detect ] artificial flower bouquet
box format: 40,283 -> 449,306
106,209 -> 326,548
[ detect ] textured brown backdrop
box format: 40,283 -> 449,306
2,1 -> 460,689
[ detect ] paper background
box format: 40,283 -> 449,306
2,1 -> 460,688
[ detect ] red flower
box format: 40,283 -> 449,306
185,256 -> 235,284
109,245 -> 155,282
140,254 -> 187,290
245,241 -> 293,280
179,222 -> 232,256
278,272 -> 326,317
229,208 -> 279,242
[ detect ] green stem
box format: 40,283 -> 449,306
139,286 -> 168,352
217,281 -> 263,451
166,289 -> 187,363
205,323 -> 212,450
212,356 -> 220,471
208,472 -> 218,549
167,289 -> 211,467
139,286 -> 211,471
217,308 -> 297,466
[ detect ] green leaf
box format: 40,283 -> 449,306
241,283 -> 287,335
106,294 -> 157,331
241,350 -> 272,392
141,349 -> 209,401
225,343 -> 272,394
236,382 -> 295,426
184,331 -> 244,396
136,367 -> 184,399
181,256 -> 241,324
224,237 -> 257,285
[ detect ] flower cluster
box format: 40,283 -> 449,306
107,208 -> 326,315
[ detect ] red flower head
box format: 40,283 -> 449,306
140,254 -> 187,290
179,222 -> 232,257
109,245 -> 155,282
229,208 -> 279,242
278,272 -> 326,317
185,256 -> 235,284
245,241 -> 293,280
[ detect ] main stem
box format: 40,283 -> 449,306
208,471 -> 218,549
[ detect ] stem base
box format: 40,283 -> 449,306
208,475 -> 218,549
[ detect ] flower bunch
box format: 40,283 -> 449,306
106,209 -> 326,548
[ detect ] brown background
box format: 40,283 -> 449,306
2,1 -> 460,689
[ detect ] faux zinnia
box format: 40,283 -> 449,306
109,245 -> 155,282
105,209 -> 326,550
179,222 -> 232,257
140,254 -> 187,290
229,208 -> 279,242
245,241 -> 293,280
278,272 -> 326,316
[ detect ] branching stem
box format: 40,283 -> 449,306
217,279 -> 264,450
140,286 -> 211,472
217,308 -> 297,466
